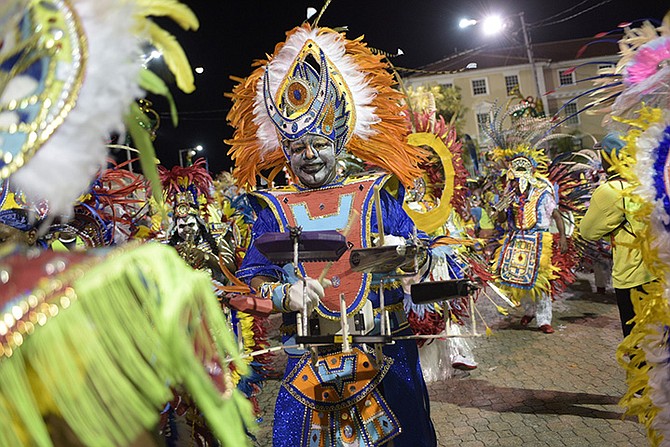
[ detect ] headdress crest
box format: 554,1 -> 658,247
227,24 -> 426,188
486,102 -> 558,172
158,159 -> 213,219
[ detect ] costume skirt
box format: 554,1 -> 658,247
272,331 -> 436,447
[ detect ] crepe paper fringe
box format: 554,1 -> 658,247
231,310 -> 272,388
550,233 -> 579,298
0,243 -> 254,447
616,281 -> 668,447
406,307 -> 446,348
606,106 -> 670,446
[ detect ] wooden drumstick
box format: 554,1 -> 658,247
373,184 -> 384,246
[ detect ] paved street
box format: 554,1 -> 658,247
251,274 -> 647,447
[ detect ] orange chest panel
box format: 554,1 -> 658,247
257,176 -> 384,319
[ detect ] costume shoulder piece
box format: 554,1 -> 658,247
250,172 -> 398,210
0,242 -> 253,447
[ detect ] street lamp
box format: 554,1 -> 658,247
459,12 -> 548,115
178,144 -> 203,167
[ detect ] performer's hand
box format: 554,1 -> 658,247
286,277 -> 325,313
377,234 -> 406,247
176,243 -> 209,269
559,234 -> 568,253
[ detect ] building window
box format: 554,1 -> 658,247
504,75 -> 519,96
471,78 -> 488,96
476,112 -> 491,141
442,82 -> 454,89
563,102 -> 579,125
558,69 -> 575,86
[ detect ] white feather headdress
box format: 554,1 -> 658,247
227,24 -> 427,189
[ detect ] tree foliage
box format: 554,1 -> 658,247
405,84 -> 467,134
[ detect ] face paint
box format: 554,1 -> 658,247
176,215 -> 198,241
287,134 -> 337,188
510,157 -> 534,193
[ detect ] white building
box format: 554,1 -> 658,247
403,37 -> 619,150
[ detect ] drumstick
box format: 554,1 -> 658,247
373,184 -> 384,246
318,209 -> 360,285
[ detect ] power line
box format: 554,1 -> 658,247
160,117 -> 228,121
529,0 -> 592,27
401,0 -> 610,76
530,0 -> 614,29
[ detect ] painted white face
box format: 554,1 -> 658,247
176,215 -> 198,241
510,157 -> 534,193
287,134 -> 337,188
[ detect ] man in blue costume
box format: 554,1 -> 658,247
227,24 -> 437,447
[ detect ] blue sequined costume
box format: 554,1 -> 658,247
238,174 -> 437,447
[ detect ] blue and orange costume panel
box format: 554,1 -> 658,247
238,173 -> 436,447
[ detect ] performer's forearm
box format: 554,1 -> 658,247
552,209 -> 566,238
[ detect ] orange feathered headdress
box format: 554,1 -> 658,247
226,24 -> 426,189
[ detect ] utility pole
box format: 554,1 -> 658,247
519,12 -> 548,116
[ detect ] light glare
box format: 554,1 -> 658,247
459,18 -> 477,29
482,15 -> 504,35
195,66 -> 204,74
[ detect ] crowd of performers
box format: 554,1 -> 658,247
3,1 -> 670,446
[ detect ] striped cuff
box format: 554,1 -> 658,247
259,282 -> 291,312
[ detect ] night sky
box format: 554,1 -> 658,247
148,0 -> 668,173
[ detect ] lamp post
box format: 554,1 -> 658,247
178,145 -> 203,167
459,12 -> 548,116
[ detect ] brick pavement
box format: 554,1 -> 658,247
251,274 -> 647,447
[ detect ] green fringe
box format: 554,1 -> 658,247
0,243 -> 254,446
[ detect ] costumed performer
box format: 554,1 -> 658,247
160,159 -> 236,289
227,23 -> 437,447
580,133 -> 656,339
213,169 -> 276,417
400,99 -> 480,375
489,106 -> 570,334
158,159 -> 246,445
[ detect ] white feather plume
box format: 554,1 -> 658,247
11,0 -> 143,216
642,321 -> 670,445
